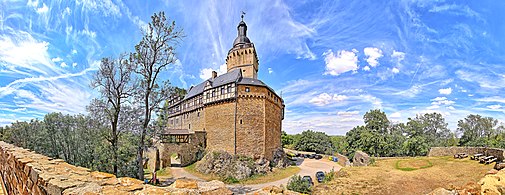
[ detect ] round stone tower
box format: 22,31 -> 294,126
226,15 -> 259,79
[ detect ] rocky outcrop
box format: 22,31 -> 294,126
426,168 -> 505,195
352,151 -> 371,166
196,149 -> 288,180
0,141 -> 232,194
249,185 -> 301,195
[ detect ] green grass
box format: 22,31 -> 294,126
395,159 -> 433,171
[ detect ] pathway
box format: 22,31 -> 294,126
169,158 -> 342,194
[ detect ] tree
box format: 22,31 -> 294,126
91,55 -> 134,175
131,11 -> 183,180
281,131 -> 295,148
457,114 -> 500,147
294,130 -> 334,154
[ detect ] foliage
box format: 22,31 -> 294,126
0,112 -> 139,178
287,175 -> 312,194
281,131 -> 295,148
294,130 -> 334,154
131,11 -> 184,180
457,114 -> 504,147
323,168 -> 336,183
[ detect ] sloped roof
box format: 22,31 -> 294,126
183,69 -> 241,100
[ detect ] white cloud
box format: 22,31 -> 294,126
391,50 -> 405,61
309,93 -> 348,106
337,111 -> 359,116
439,87 -> 452,95
60,62 -> 68,68
0,31 -> 60,75
392,67 -> 400,74
36,3 -> 49,14
72,63 -> 77,68
363,66 -> 370,71
390,112 -> 402,118
322,49 -> 358,76
199,63 -> 227,80
364,47 -> 383,67
487,105 -> 502,110
268,67 -> 273,74
71,49 -> 77,55
432,97 -> 447,101
80,28 -> 96,39
51,57 -> 63,62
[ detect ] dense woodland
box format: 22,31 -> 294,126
283,109 -> 505,159
0,11 -> 184,179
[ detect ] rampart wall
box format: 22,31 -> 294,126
0,141 -> 230,194
428,147 -> 505,161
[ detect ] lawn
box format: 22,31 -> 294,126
314,156 -> 494,195
184,163 -> 301,184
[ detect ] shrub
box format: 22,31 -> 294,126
323,168 -> 335,183
287,175 -> 311,194
223,176 -> 239,184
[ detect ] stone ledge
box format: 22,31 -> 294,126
0,141 -> 232,195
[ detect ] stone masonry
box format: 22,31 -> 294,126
162,16 -> 285,164
0,141 -> 232,195
428,147 -> 505,161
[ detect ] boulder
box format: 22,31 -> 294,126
494,162 -> 505,171
352,151 -> 370,166
426,187 -> 457,195
172,178 -> 199,189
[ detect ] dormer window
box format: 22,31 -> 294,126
245,87 -> 250,92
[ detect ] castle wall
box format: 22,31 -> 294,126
428,147 -> 505,161
204,101 -> 236,154
264,98 -> 282,160
226,47 -> 258,79
236,96 -> 265,158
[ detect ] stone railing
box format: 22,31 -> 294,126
0,141 -> 231,195
428,147 -> 505,161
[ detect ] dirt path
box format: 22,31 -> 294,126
168,159 -> 341,194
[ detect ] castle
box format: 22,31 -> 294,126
158,16 -> 285,166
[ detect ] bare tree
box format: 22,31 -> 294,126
131,11 -> 183,179
91,54 -> 134,175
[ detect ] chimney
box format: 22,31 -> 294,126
212,71 -> 217,79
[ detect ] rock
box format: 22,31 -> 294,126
250,185 -> 301,195
200,187 -> 233,195
271,148 -> 289,169
494,162 -> 505,171
352,151 -> 371,166
172,178 -> 199,189
336,169 -> 349,178
426,187 -> 457,195
486,169 -> 499,175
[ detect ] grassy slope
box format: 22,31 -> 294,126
314,156 -> 493,195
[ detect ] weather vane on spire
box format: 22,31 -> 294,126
241,11 -> 246,21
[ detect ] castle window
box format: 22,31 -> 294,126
227,84 -> 232,93
212,90 -> 215,97
189,124 -> 191,129
240,119 -> 243,124
206,93 -> 209,99
221,87 -> 225,95
197,112 -> 200,117
245,87 -> 250,92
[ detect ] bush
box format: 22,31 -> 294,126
287,175 -> 311,194
323,168 -> 335,183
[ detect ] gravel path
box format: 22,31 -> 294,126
169,159 -> 342,194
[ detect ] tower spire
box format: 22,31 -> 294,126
241,11 -> 246,21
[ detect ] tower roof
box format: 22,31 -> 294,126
233,14 -> 251,47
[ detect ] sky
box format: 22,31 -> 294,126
1,0 -> 505,135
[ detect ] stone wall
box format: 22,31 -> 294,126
160,131 -> 206,167
0,141 -> 231,195
428,147 -> 505,161
204,101 -> 236,153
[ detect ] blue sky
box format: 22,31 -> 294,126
1,0 -> 505,135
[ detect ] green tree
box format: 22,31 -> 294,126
281,131 -> 295,148
91,55 -> 134,175
458,114 -> 500,147
132,11 -> 184,180
294,130 -> 334,154
287,175 -> 312,194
